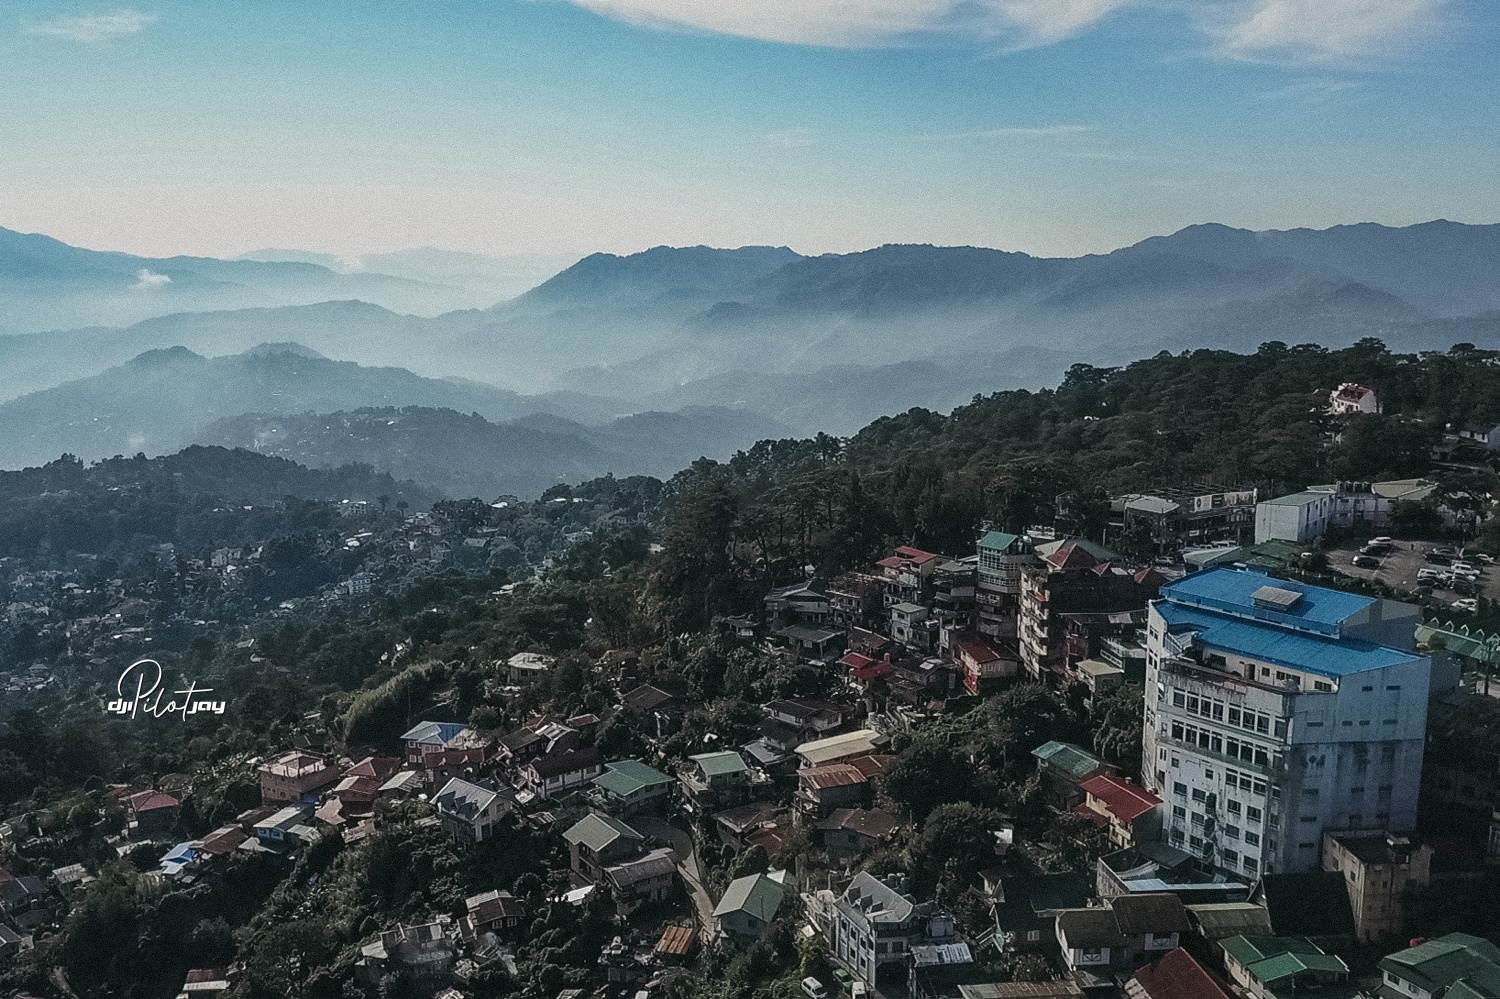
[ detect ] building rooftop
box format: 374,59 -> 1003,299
713,872 -> 787,923
690,750 -> 749,779
796,729 -> 884,766
1156,601 -> 1421,679
593,759 -> 673,798
1032,740 -> 1105,778
1379,933 -> 1500,998
562,811 -> 644,852
1081,774 -> 1161,823
1162,568 -> 1373,636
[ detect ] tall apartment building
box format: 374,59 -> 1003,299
975,531 -> 1035,638
1019,540 -> 1161,685
1142,568 -> 1428,878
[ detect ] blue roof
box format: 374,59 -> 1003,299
1161,568 -> 1374,638
1156,602 -> 1421,679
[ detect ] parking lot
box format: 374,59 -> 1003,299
1327,537 -> 1499,609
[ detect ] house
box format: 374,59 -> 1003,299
176,968 -> 232,999
764,580 -> 832,627
602,847 -> 677,910
357,921 -> 456,985
712,802 -> 783,851
621,684 -> 680,738
763,698 -> 846,747
1249,872 -> 1356,942
1126,947 -> 1234,999
1186,903 -> 1275,957
50,863 -> 92,898
0,876 -> 52,931
1329,382 -> 1380,416
401,721 -> 483,765
1375,933 -> 1500,999
0,923 -> 22,961
1080,774 -> 1163,849
796,763 -> 870,819
680,751 -> 751,813
258,751 -> 337,804
1219,936 -> 1349,999
954,631 -> 1022,695
714,871 -> 792,946
655,923 -> 698,965
1054,894 -> 1191,976
253,805 -> 317,852
459,889 -> 526,943
1320,830 -> 1431,944
826,871 -> 957,988
828,572 -> 886,631
773,624 -> 845,662
563,812 -> 647,883
817,807 -> 902,864
506,651 -> 554,684
796,729 -> 884,768
434,778 -> 507,843
591,759 -> 675,815
127,789 -> 182,836
1032,740 -> 1110,809
990,870 -> 1093,953
522,745 -> 604,800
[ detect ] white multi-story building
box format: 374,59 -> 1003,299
975,531 -> 1035,638
1142,567 -> 1428,878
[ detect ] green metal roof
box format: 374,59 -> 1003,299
594,759 -> 673,797
1251,952 -> 1348,983
1417,622 -> 1500,665
691,751 -> 748,778
978,531 -> 1021,552
1031,740 -> 1103,777
713,873 -> 786,923
1380,934 -> 1500,996
1221,935 -> 1326,969
562,812 -> 644,852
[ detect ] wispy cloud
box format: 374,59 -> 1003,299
133,267 -> 170,290
559,0 -> 1452,65
23,8 -> 155,44
560,0 -> 1125,49
1204,0 -> 1449,64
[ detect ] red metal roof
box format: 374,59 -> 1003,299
1129,946 -> 1232,999
840,651 -> 876,670
1081,773 -> 1162,823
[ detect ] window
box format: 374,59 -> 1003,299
1314,681 -> 1333,692
1189,835 -> 1204,850
1171,722 -> 1184,740
1253,781 -> 1268,797
1244,831 -> 1261,846
1228,707 -> 1242,726
1256,716 -> 1270,735
1225,825 -> 1241,839
1172,805 -> 1186,819
1187,695 -> 1199,713
1351,786 -> 1365,796
1192,788 -> 1207,803
1246,806 -> 1262,823
1205,768 -> 1215,780
1223,849 -> 1239,863
1274,719 -> 1288,739
1362,685 -> 1374,692
1173,691 -> 1186,708
1243,857 -> 1258,873
1171,828 -> 1184,843
1387,685 -> 1401,692
1227,799 -> 1242,815
1191,812 -> 1205,827
1211,734 -> 1223,754
1174,782 -> 1188,797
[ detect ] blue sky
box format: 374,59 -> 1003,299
1,0 -> 1496,258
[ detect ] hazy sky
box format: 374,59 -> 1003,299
2,0 -> 1497,259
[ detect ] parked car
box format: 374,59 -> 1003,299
1452,579 -> 1478,596
833,969 -> 853,991
1475,553 -> 1496,565
1425,552 -> 1454,565
802,978 -> 829,999
1352,555 -> 1381,569
1453,598 -> 1480,613
1432,546 -> 1459,557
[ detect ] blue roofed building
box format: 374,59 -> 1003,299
1142,567 -> 1429,878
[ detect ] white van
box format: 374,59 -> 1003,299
802,978 -> 829,999
851,983 -> 869,999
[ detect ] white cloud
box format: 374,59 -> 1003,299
1208,0 -> 1449,63
559,0 -> 1450,64
561,0 -> 1125,48
133,267 -> 170,290
24,8 -> 155,44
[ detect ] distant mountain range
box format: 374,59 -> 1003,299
197,404 -> 796,499
4,219 -> 1499,477
0,345 -> 794,495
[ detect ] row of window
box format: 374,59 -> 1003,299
1169,721 -> 1278,769
1224,768 -> 1274,798
1168,689 -> 1283,737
